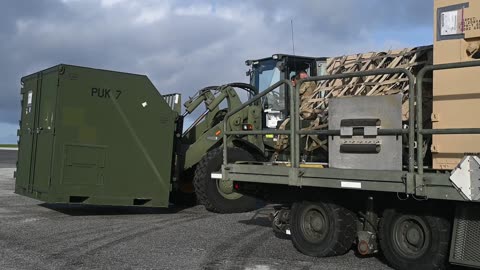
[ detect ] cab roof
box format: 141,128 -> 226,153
246,54 -> 328,65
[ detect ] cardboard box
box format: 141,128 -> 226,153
433,0 -> 480,169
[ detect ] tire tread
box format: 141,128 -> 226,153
378,208 -> 451,270
291,201 -> 357,257
193,147 -> 257,213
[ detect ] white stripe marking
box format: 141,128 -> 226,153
210,173 -> 222,179
341,181 -> 362,189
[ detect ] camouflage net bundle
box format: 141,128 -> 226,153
299,46 -> 433,153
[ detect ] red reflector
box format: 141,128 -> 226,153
234,183 -> 240,190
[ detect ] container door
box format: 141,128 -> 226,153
30,73 -> 58,194
16,77 -> 38,192
16,72 -> 58,196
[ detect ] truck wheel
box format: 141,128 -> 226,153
379,209 -> 451,270
290,201 -> 356,257
193,147 -> 258,213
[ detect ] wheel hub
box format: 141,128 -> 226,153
218,179 -> 234,194
216,179 -> 242,200
310,215 -> 324,232
393,215 -> 430,258
406,226 -> 422,246
302,208 -> 328,243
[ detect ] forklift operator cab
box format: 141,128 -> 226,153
246,54 -> 327,129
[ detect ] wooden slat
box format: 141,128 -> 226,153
293,46 -> 434,153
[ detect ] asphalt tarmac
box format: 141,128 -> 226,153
0,149 -> 17,168
0,149 -> 392,270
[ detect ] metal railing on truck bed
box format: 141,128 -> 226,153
415,61 -> 480,195
221,60 -> 480,201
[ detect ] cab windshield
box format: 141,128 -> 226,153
253,60 -> 281,92
252,59 -> 286,129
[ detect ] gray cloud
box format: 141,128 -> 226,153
0,0 -> 433,142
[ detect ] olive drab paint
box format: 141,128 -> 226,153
15,64 -> 177,207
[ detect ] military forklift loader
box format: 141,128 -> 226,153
15,54 -> 325,213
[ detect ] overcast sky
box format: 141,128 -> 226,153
0,0 -> 433,143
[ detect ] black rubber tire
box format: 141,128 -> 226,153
193,147 -> 258,213
379,209 -> 451,270
290,201 -> 357,257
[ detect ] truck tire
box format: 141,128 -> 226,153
193,147 -> 258,213
290,201 -> 356,257
379,209 -> 451,270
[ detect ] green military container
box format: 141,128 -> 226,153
16,64 -> 177,207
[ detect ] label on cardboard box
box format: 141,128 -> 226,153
441,10 -> 463,36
